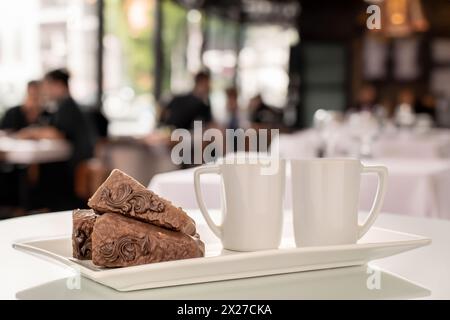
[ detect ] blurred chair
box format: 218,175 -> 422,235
75,159 -> 109,201
101,138 -> 179,186
74,135 -> 180,201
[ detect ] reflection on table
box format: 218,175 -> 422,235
15,266 -> 430,300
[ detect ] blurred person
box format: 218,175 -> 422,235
395,88 -> 425,116
415,93 -> 437,122
397,88 -> 416,106
18,69 -> 94,166
0,81 -> 49,214
0,81 -> 49,131
248,94 -> 283,126
18,69 -> 95,210
351,84 -> 378,113
224,87 -> 246,153
160,71 -> 213,130
225,87 -> 242,130
246,94 -> 283,153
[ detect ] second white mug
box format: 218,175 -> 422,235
291,158 -> 388,247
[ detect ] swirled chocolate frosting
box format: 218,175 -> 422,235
92,213 -> 205,268
72,209 -> 98,260
88,169 -> 196,236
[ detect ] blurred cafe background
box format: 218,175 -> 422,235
1,0 -> 450,219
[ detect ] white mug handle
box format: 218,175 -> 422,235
358,165 -> 388,239
194,165 -> 222,239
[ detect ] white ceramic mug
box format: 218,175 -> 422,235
194,160 -> 285,251
291,159 -> 388,247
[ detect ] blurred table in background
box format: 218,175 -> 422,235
0,136 -> 72,165
0,135 -> 72,214
354,159 -> 450,219
149,158 -> 450,220
275,128 -> 450,160
373,129 -> 450,159
150,167 -> 220,209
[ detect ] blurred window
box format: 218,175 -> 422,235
0,1 -> 296,132
103,0 -> 188,137
0,0 -> 98,113
202,14 -> 240,124
300,43 -> 347,126
203,16 -> 297,124
103,0 -> 155,136
238,25 -> 296,109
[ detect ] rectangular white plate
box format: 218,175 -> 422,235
12,223 -> 431,292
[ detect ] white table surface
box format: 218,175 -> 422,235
0,136 -> 72,164
149,159 -> 450,219
1,210 -> 449,299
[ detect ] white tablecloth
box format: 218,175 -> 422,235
275,129 -> 450,160
0,136 -> 72,164
149,159 -> 450,219
373,130 -> 450,159
1,211 -> 449,299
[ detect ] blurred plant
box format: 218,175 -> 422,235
105,0 -> 187,97
162,1 -> 187,95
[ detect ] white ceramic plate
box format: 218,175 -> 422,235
12,224 -> 430,292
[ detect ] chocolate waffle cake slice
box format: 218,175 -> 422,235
72,209 -> 98,260
92,213 -> 205,268
88,169 -> 196,236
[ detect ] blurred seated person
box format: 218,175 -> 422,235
0,81 -> 49,131
225,87 -> 245,130
18,69 -> 95,210
160,71 -> 213,130
393,88 -> 430,127
0,81 -> 48,212
397,88 -> 415,107
17,69 -> 94,164
395,88 -> 436,122
416,93 -> 437,122
350,84 -> 378,113
248,94 -> 283,127
224,87 -> 247,152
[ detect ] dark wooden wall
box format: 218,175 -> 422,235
291,0 -> 450,127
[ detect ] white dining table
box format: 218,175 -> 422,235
0,210 -> 449,299
372,129 -> 450,159
360,159 -> 450,219
0,136 -> 72,164
149,159 -> 450,219
275,128 -> 450,160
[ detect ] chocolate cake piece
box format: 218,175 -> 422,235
88,169 -> 196,236
72,209 -> 98,260
92,213 -> 205,268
